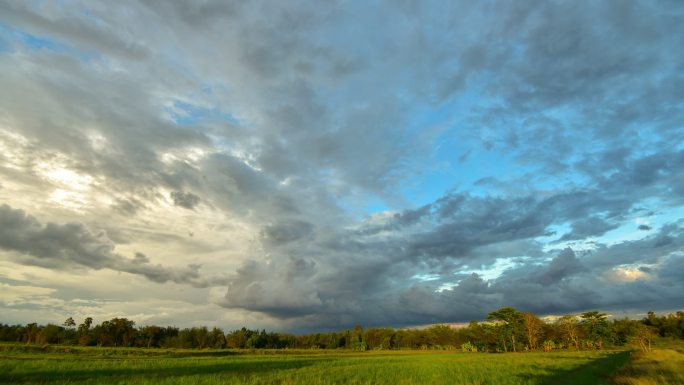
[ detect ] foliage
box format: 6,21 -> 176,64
542,340 -> 555,352
580,311 -> 611,349
487,307 -> 525,352
1,309 -> 682,352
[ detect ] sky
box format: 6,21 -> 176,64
0,0 -> 683,333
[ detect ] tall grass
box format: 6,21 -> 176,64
611,348 -> 684,385
0,345 -> 631,385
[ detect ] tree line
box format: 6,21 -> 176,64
1,308 -> 682,352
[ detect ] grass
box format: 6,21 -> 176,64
611,347 -> 684,385
0,344 -> 633,385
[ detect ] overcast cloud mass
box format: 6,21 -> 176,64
1,0 -> 683,332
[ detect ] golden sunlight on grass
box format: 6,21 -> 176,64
611,348 -> 684,385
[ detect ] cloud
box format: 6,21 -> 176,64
0,0 -> 683,330
170,190 -> 200,209
557,217 -> 619,242
0,204 -> 116,270
0,283 -> 57,306
0,204 -> 216,287
260,220 -> 313,246
220,257 -> 323,318
533,248 -> 588,286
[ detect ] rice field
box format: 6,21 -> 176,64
0,345 -> 633,385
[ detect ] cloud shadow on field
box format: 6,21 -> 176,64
1,357 -> 328,383
515,350 -> 631,385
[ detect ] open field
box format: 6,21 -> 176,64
0,345 -> 632,385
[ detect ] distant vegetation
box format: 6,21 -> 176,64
1,308 -> 682,352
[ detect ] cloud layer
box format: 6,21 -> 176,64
0,0 -> 683,330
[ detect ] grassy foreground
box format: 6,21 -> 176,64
0,345 -> 631,385
611,347 -> 684,385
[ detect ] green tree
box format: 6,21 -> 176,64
61,317 -> 77,344
350,325 -> 367,351
77,317 -> 93,346
63,317 -> 76,329
37,324 -> 62,344
428,324 -> 457,349
210,327 -> 226,349
141,326 -> 161,348
487,307 -> 524,352
25,323 -> 39,345
98,318 -> 136,347
580,311 -> 610,349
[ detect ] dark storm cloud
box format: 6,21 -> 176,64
462,225 -> 683,318
220,186 -> 684,327
391,226 -> 684,324
215,152 -> 684,327
0,204 -> 215,287
220,257 -> 323,318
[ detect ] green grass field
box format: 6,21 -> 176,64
611,347 -> 684,385
0,344 -> 634,385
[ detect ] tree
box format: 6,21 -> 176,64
210,327 -> 226,349
141,326 -> 161,348
25,323 -> 39,345
60,317 -> 77,344
194,327 -> 209,349
542,339 -> 555,352
63,317 -> 76,329
78,317 -> 93,346
557,315 -> 581,349
522,312 -> 544,350
98,318 -> 136,347
427,324 -> 457,349
487,307 -> 524,352
580,311 -> 610,349
226,327 -> 251,349
632,323 -> 656,352
37,324 -> 62,344
350,325 -> 367,351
